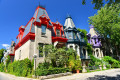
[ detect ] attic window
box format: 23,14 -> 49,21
56,29 -> 60,37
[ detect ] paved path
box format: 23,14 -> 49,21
0,72 -> 38,80
46,68 -> 120,80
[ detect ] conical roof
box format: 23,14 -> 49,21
64,16 -> 75,29
89,25 -> 98,37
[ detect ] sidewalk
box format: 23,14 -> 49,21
0,72 -> 39,80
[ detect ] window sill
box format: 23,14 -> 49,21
41,35 -> 47,38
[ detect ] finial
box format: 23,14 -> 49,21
66,13 -> 71,18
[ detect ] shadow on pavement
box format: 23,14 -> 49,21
86,75 -> 120,80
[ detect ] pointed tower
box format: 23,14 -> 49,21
64,16 -> 88,59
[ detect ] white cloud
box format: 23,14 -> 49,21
2,44 -> 10,49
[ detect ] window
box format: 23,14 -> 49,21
19,50 -> 21,59
73,33 -> 76,39
68,32 -> 72,39
75,46 -> 77,53
95,38 -> 97,44
70,46 -> 73,49
38,43 -> 44,57
56,29 -> 60,37
41,25 -> 46,35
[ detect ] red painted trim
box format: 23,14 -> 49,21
15,32 -> 35,50
29,18 -> 34,32
33,21 -> 41,27
52,36 -> 68,43
35,8 -> 39,21
35,6 -> 45,11
9,54 -> 15,56
25,17 -> 35,28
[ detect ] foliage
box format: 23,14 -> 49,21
77,29 -> 93,55
102,56 -> 120,68
0,63 -> 5,72
40,45 -> 77,67
74,56 -> 82,70
5,55 -> 10,67
0,49 -> 5,63
7,58 -> 33,77
88,55 -> 102,67
36,67 -> 70,76
89,4 -> 120,56
82,0 -> 120,9
68,56 -> 82,71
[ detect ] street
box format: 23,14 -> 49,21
0,69 -> 120,80
46,68 -> 120,80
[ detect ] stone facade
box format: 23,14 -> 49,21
14,6 -> 67,66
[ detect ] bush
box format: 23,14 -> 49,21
36,67 -> 70,76
89,55 -> 102,67
7,58 -> 33,77
0,63 -> 5,72
103,56 -> 120,68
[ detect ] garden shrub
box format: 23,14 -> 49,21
88,55 -> 102,67
36,67 -> 70,76
7,58 -> 33,77
103,56 -> 120,68
0,63 -> 5,72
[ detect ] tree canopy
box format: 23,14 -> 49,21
89,4 -> 120,57
0,49 -> 5,63
82,0 -> 120,9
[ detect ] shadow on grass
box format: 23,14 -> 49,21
86,75 -> 120,80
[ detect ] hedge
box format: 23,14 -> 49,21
7,58 -> 33,77
36,67 -> 70,76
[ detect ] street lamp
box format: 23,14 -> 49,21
33,54 -> 37,77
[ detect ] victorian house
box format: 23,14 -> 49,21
64,16 -> 88,59
14,6 -> 68,66
87,25 -> 103,58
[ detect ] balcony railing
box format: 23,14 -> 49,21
81,56 -> 90,60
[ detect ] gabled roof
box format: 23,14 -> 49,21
64,16 -> 75,29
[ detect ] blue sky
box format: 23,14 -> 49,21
0,0 -> 97,49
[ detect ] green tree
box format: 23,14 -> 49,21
0,49 -> 5,63
89,4 -> 120,57
78,29 -> 93,55
82,0 -> 120,9
40,45 -> 77,67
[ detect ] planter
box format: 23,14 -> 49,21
76,70 -> 79,73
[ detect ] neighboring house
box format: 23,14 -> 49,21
64,16 -> 90,69
2,41 -> 15,64
9,41 -> 15,63
87,25 -> 103,58
2,48 -> 10,65
64,16 -> 89,59
14,6 -> 68,66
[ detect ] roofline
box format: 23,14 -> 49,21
35,6 -> 46,11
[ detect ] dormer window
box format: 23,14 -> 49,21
73,33 -> 76,39
68,32 -> 72,39
41,25 -> 46,35
56,29 -> 60,37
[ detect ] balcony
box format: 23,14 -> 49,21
81,56 -> 90,60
